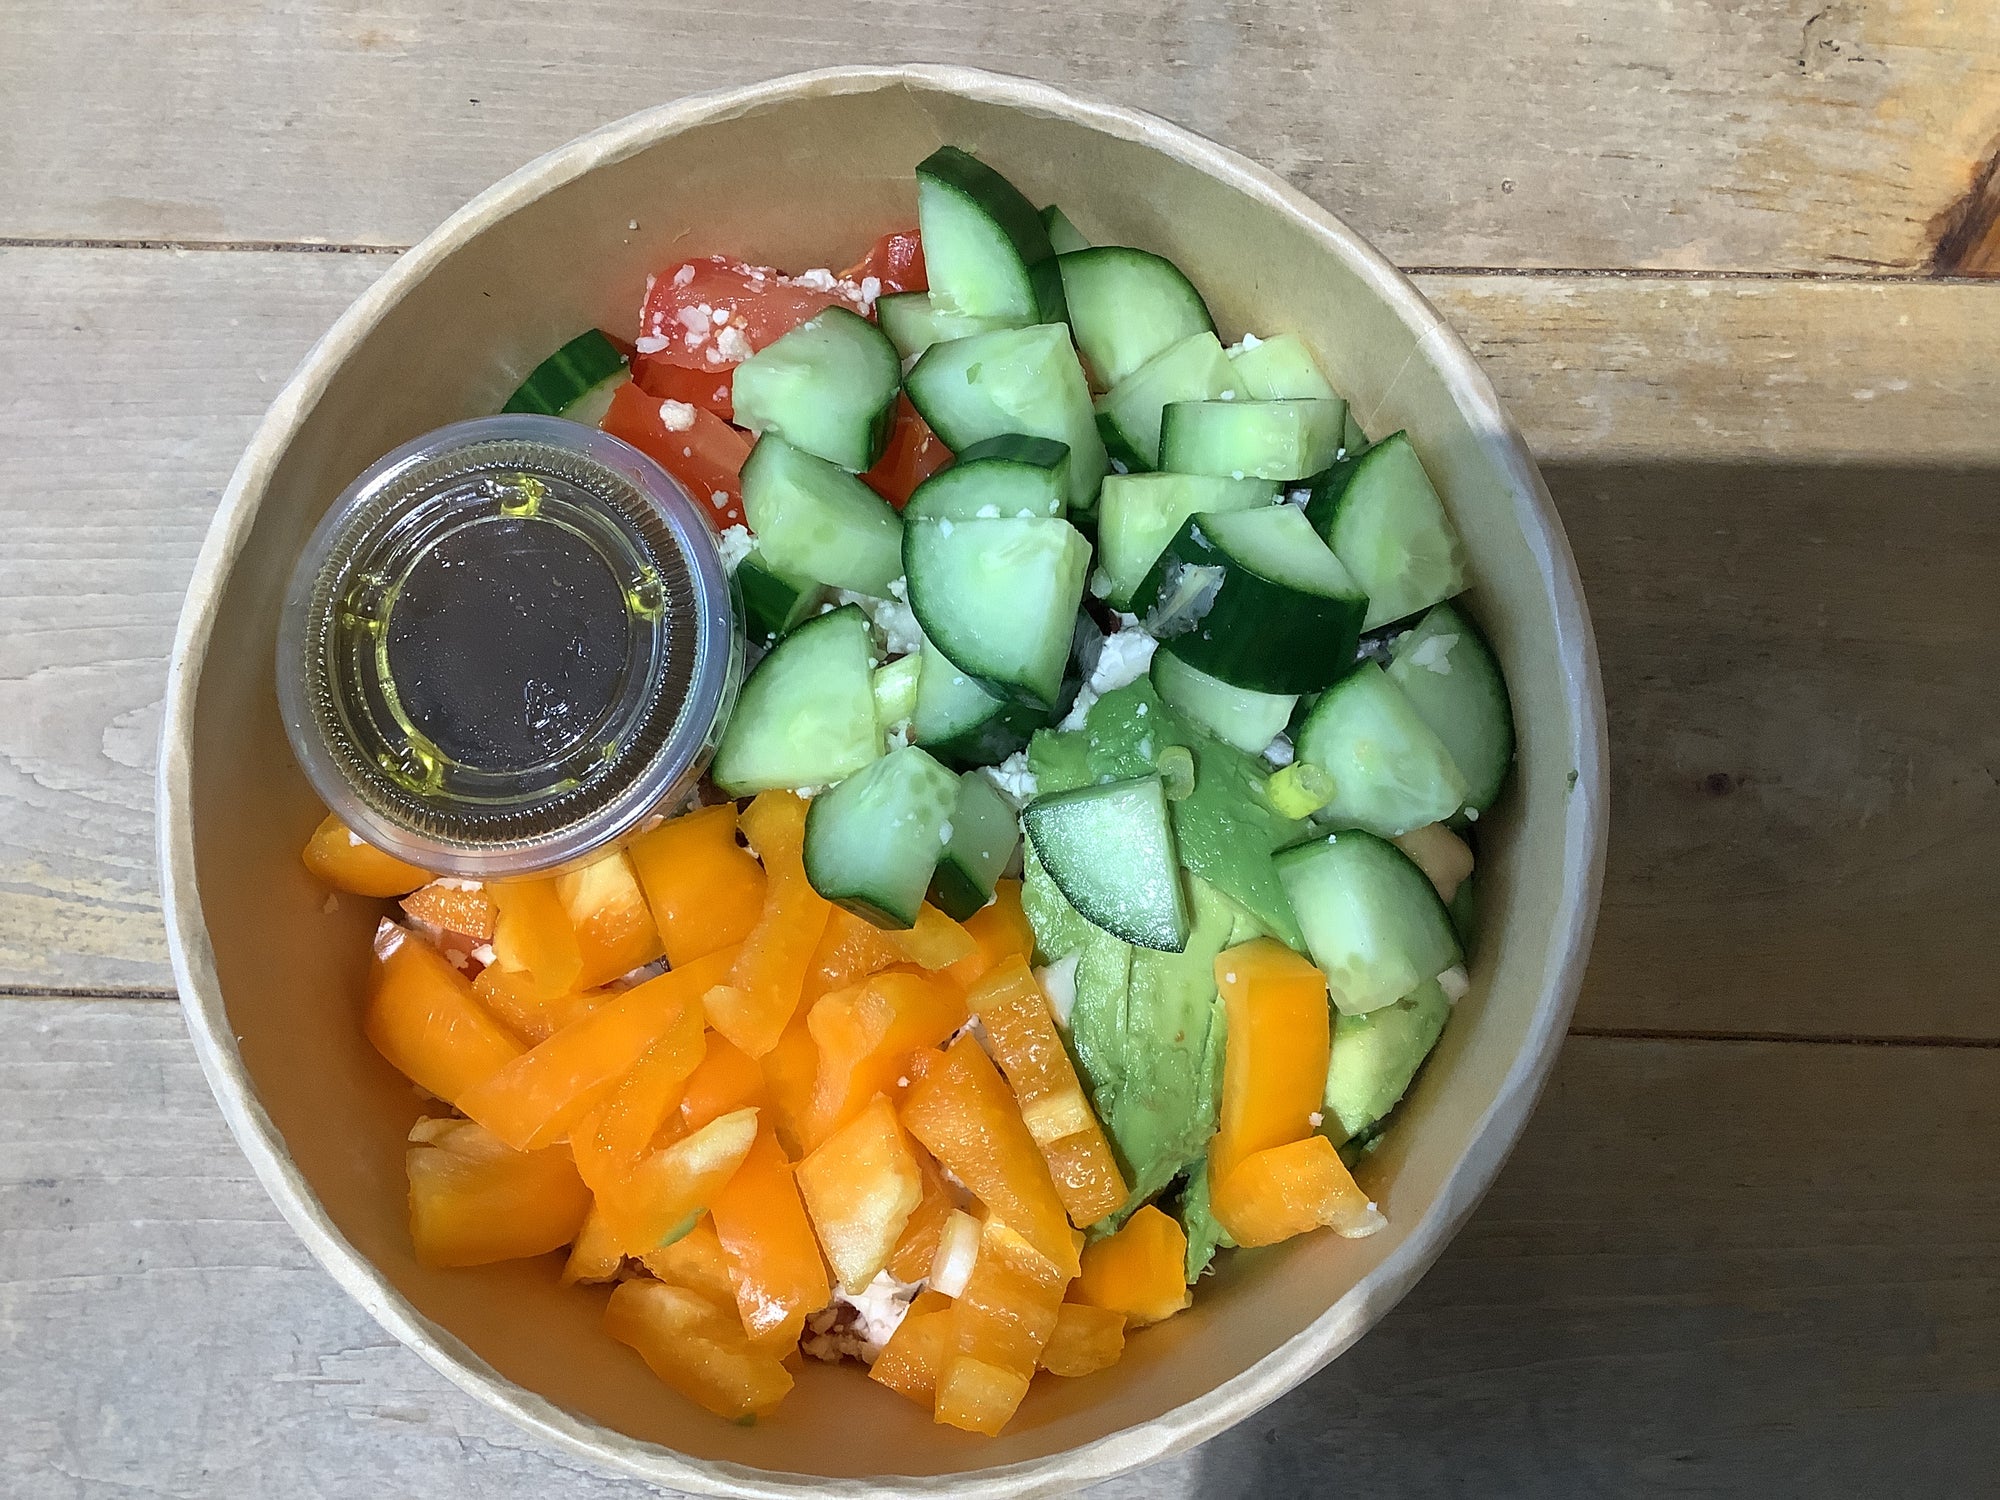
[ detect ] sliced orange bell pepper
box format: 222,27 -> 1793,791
803,970 -> 966,1151
967,955 -> 1127,1227
629,804 -> 767,966
935,1216 -> 1069,1435
365,925 -> 523,1107
605,1278 -> 793,1421
561,1202 -> 628,1285
401,878 -> 497,940
1073,1205 -> 1191,1326
1210,1135 -> 1380,1248
901,1036 -> 1079,1278
556,849 -> 663,988
302,812 -> 431,897
1040,1303 -> 1127,1377
758,1010 -> 820,1158
795,1094 -> 924,1293
610,1105 -> 760,1253
471,966 -> 608,1047
640,1216 -> 739,1307
568,1003 -> 709,1199
802,905 -> 907,1004
405,1117 -> 591,1268
869,1288 -> 953,1407
457,947 -> 735,1151
1211,938 -> 1333,1186
707,792 -> 832,1058
942,877 -> 1034,991
680,1031 -> 768,1130
885,903 -> 978,971
710,1123 -> 832,1348
886,1142 -> 958,1284
488,877 -> 584,1001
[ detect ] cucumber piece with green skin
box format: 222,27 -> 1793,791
802,745 -> 960,928
903,324 -> 1108,510
1226,333 -> 1339,403
871,654 -> 921,732
1159,398 -> 1346,482
739,435 -> 903,597
1095,472 -> 1274,610
503,328 -> 629,418
1304,432 -> 1468,630
1058,247 -> 1215,391
731,306 -> 901,472
1023,774 -> 1191,952
927,771 -> 1023,920
1385,601 -> 1515,814
734,553 -> 827,651
1295,662 -> 1469,836
875,291 -> 1016,363
711,606 -> 882,795
1150,646 -> 1296,755
1274,828 -> 1462,1015
1094,332 -> 1235,471
903,435 -> 1068,522
1137,505 -> 1367,695
1040,204 -> 1090,255
916,146 -> 1067,324
1322,978 -> 1451,1143
903,514 -> 1091,711
910,640 -> 1045,767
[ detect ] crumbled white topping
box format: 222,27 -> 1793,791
1035,953 -> 1081,1029
709,490 -> 731,512
1343,1203 -> 1389,1239
832,585 -> 923,658
321,893 -> 338,915
1437,964 -> 1471,1004
937,518 -> 954,537
980,750 -> 1039,808
715,525 -> 755,574
1226,332 -> 1264,355
1058,621 -> 1157,732
715,325 -> 754,363
711,306 -> 730,326
471,943 -> 496,966
658,399 -> 696,431
346,828 -> 366,846
1088,567 -> 1113,599
1284,485 -> 1313,508
372,919 -> 405,960
1222,971 -> 1238,986
1308,1110 -> 1324,1129
789,267 -> 838,292
859,275 -> 881,308
974,504 -> 1001,519
432,877 -> 483,891
938,820 -> 954,845
1405,633 -> 1458,675
802,1270 -> 922,1365
444,949 -> 469,971
1219,388 -> 1238,401
1057,685 -> 1099,733
676,305 -> 712,343
885,720 -> 913,751
633,334 -> 670,355
628,219 -> 639,231
1463,806 -> 1480,822
672,263 -> 696,288
1264,733 -> 1296,767
1229,469 -> 1246,481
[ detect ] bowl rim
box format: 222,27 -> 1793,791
157,62 -> 1609,1498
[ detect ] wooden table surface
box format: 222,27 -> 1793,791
6,4 -> 1998,1495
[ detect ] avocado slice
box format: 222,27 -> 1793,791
1322,978 -> 1452,1144
1176,1159 -> 1235,1284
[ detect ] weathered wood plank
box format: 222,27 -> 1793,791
5,1 -> 1999,275
4,1000 -> 1994,1497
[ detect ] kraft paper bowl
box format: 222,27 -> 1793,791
159,64 -> 1607,1497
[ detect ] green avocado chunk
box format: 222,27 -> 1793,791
1176,1160 -> 1235,1284
1322,977 -> 1452,1144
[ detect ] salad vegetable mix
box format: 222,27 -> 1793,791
304,146 -> 1514,1436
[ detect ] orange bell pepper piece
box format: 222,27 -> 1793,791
561,1202 -> 628,1285
365,925 -> 523,1107
405,1117 -> 592,1268
758,1010 -> 820,1157
942,877 -> 1034,990
802,905 -> 907,1004
803,970 -> 966,1151
640,1216 -> 739,1307
557,849 -> 664,988
1211,1135 -> 1381,1247
1041,1303 -> 1127,1377
629,804 -> 767,966
707,792 -> 832,1058
869,1288 -> 953,1407
935,1216 -> 1069,1435
457,947 -> 734,1151
886,1142 -> 958,1284
796,1094 -> 924,1293
710,1123 -> 832,1347
901,1036 -> 1079,1278
1210,938 -> 1333,1185
568,1002 -> 709,1199
608,1106 -> 760,1253
488,876 -> 584,1001
680,1031 -> 768,1129
471,966 -> 607,1047
884,903 -> 978,971
1073,1205 -> 1191,1326
302,811 -> 431,897
967,955 -> 1127,1227
605,1278 -> 793,1421
401,878 -> 497,940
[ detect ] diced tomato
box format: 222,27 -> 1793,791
861,396 -> 952,508
600,380 -> 750,530
635,254 -> 864,377
839,230 -> 926,295
633,360 -> 738,421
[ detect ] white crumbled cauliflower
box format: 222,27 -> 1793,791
979,750 -> 1039,808
1437,964 -> 1471,1003
1263,733 -> 1296,767
1035,954 -> 1081,1030
715,524 -> 755,575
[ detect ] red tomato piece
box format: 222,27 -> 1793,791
861,396 -> 952,508
633,360 -> 738,422
600,381 -> 750,530
635,255 -> 866,373
840,230 -> 926,295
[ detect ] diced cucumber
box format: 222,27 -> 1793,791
928,771 -> 1023,920
731,306 -> 901,472
909,639 -> 1044,767
1040,204 -> 1090,255
711,606 -> 882,795
1385,602 -> 1515,814
1095,472 -> 1273,610
903,514 -> 1090,710
1023,775 -> 1191,952
1322,977 -> 1451,1144
875,291 -> 1016,363
903,435 -> 1068,522
1295,663 -> 1469,836
502,328 -> 629,419
1136,505 -> 1367,694
1226,333 -> 1339,403
916,146 -> 1067,324
739,436 -> 904,596
1304,432 -> 1468,630
1159,398 -> 1346,482
735,552 -> 827,651
1058,247 -> 1214,390
1343,407 -> 1369,456
1094,332 -> 1235,471
872,654 -> 921,732
801,745 -> 959,928
903,324 -> 1108,509
1273,829 -> 1462,1015
1150,646 -> 1295,755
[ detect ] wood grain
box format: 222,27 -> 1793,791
5,2 -> 1999,275
5,1000 -> 1993,1497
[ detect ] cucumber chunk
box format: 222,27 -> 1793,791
1058,247 -> 1215,390
711,606 -> 882,795
1226,333 -> 1339,403
1159,398 -> 1346,482
916,146 -> 1067,324
904,435 -> 1068,522
903,324 -> 1108,509
1274,828 -> 1462,1016
1322,978 -> 1451,1144
1024,775 -> 1191,952
928,770 -> 1024,920
903,514 -> 1091,710
1095,331 -> 1235,471
503,328 -> 629,419
735,552 -> 827,651
1136,505 -> 1367,694
1040,204 -> 1090,255
1094,471 -> 1274,609
739,435 -> 904,596
731,306 -> 901,472
1304,431 -> 1468,630
910,639 -> 1045,767
802,745 -> 960,928
872,654 -> 921,731
1150,647 -> 1296,755
1385,601 -> 1515,814
1295,662 -> 1470,836
875,291 -> 1017,362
